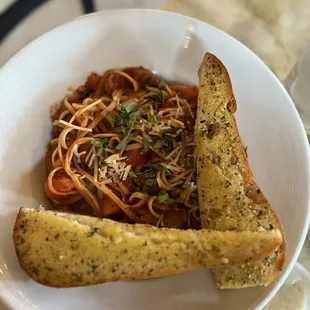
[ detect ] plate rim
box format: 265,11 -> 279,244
0,8 -> 310,310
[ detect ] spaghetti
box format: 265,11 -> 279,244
46,66 -> 200,229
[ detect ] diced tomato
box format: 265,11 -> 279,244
45,170 -> 77,204
126,149 -> 150,168
52,170 -> 76,193
98,195 -> 121,217
45,186 -> 76,205
85,72 -> 101,91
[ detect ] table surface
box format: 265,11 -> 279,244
0,0 -> 309,309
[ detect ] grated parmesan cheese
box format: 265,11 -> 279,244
122,165 -> 132,181
88,154 -> 96,168
85,145 -> 95,163
73,144 -> 86,163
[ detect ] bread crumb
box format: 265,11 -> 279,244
220,257 -> 229,264
134,229 -> 145,236
114,236 -> 122,244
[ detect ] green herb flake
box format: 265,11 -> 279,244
131,185 -> 142,192
148,114 -> 160,124
142,177 -> 155,193
145,91 -> 163,103
117,100 -> 139,114
91,138 -> 108,148
116,111 -> 140,150
142,135 -> 152,153
143,170 -> 155,178
129,171 -> 137,178
157,191 -> 169,204
145,178 -> 154,187
166,197 -> 176,205
87,227 -> 100,237
146,163 -> 169,173
164,128 -> 183,137
158,80 -> 165,90
113,126 -> 126,133
160,165 -> 169,173
153,136 -> 173,153
154,139 -> 165,149
157,191 -> 175,205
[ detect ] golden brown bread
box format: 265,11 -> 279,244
195,52 -> 286,288
13,207 -> 282,288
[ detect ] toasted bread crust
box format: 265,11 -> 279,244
13,207 -> 282,288
196,52 -> 286,288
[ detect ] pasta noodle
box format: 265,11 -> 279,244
45,66 -> 200,229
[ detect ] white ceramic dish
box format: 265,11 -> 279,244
0,9 -> 309,310
265,262 -> 310,310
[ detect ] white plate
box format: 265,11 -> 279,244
0,9 -> 309,310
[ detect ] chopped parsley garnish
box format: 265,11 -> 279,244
91,138 -> 108,148
147,163 -> 169,173
164,128 -> 183,137
128,164 -> 167,180
153,138 -> 166,149
142,135 -> 152,153
113,126 -> 126,133
148,114 -> 160,124
144,80 -> 166,103
157,191 -> 176,205
157,191 -> 169,204
116,110 -> 140,150
145,178 -> 154,187
129,171 -> 138,178
160,165 -> 169,173
153,128 -> 185,153
109,100 -> 140,128
158,79 -> 165,90
117,101 -> 140,114
143,170 -> 155,179
111,100 -> 143,150
153,135 -> 173,153
143,178 -> 155,192
131,185 -> 141,192
145,91 -> 163,103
